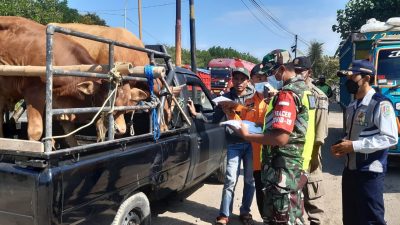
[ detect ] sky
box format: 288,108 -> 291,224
67,0 -> 349,60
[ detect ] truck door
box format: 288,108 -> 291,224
185,76 -> 226,185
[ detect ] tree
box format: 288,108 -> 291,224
332,0 -> 400,39
308,41 -> 324,77
0,0 -> 106,25
165,46 -> 260,68
321,56 -> 339,85
306,41 -> 339,84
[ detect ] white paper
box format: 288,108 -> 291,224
220,120 -> 242,129
219,120 -> 263,134
212,96 -> 233,105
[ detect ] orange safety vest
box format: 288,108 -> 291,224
240,93 -> 269,171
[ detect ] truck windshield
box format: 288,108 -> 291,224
377,49 -> 400,81
211,68 -> 230,79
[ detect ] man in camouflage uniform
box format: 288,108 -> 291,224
233,49 -> 313,225
294,56 -> 328,225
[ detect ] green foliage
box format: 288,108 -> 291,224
0,0 -> 106,25
307,41 -> 339,84
332,0 -> 400,39
308,41 -> 324,76
165,45 -> 260,68
321,56 -> 339,85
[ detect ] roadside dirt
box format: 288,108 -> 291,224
152,103 -> 400,225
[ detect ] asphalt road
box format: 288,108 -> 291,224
152,103 -> 400,225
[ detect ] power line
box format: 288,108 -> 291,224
248,0 -> 291,38
250,0 -> 294,35
126,17 -> 161,43
248,0 -> 311,47
239,0 -> 287,38
80,1 -> 188,13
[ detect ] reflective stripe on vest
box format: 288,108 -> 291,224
261,90 -> 316,171
301,90 -> 315,171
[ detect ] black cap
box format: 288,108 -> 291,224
293,56 -> 311,70
250,63 -> 267,76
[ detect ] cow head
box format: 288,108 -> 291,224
161,84 -> 185,131
113,82 -> 149,135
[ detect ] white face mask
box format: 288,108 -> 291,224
267,74 -> 283,90
254,82 -> 269,93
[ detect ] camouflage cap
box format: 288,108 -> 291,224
262,49 -> 292,71
232,67 -> 250,79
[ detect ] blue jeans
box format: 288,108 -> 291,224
219,142 -> 255,218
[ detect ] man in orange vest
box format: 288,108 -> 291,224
239,63 -> 270,217
188,64 -> 256,225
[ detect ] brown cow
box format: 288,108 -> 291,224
50,23 -> 149,66
51,23 -> 180,132
0,17 -> 146,143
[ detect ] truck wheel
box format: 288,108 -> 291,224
112,192 -> 151,225
215,154 -> 227,184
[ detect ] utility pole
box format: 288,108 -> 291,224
175,0 -> 182,66
138,0 -> 143,40
294,34 -> 298,58
189,0 -> 197,73
124,0 -> 127,28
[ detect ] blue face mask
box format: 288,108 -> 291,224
254,82 -> 269,93
267,75 -> 283,90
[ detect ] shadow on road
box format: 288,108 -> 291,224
385,159 -> 400,194
152,195 -> 218,224
322,127 -> 345,176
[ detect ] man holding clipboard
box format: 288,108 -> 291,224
188,63 -> 256,225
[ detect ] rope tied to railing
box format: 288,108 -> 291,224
145,65 -> 160,141
42,82 -> 119,142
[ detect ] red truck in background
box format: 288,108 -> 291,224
208,58 -> 256,95
181,65 -> 211,90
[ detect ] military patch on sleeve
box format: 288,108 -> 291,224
307,94 -> 316,110
381,103 -> 393,117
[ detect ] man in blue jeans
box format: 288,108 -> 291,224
187,64 -> 256,225
215,66 -> 255,225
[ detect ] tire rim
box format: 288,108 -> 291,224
122,209 -> 141,225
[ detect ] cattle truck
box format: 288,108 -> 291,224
0,25 -> 227,225
208,58 -> 255,95
338,18 -> 400,156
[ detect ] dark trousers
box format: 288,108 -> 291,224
253,170 -> 264,217
342,168 -> 386,225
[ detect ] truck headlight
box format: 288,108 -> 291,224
396,103 -> 400,110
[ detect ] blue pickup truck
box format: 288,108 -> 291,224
0,27 -> 227,225
338,28 -> 400,156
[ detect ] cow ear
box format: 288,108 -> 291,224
77,81 -> 96,95
131,88 -> 149,101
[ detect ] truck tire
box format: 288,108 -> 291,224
112,192 -> 151,225
215,154 -> 227,184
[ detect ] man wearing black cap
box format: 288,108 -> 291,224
294,56 -> 328,225
332,60 -> 398,225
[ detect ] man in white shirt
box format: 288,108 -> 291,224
332,60 -> 398,225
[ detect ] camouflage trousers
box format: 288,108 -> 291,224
262,165 -> 308,225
